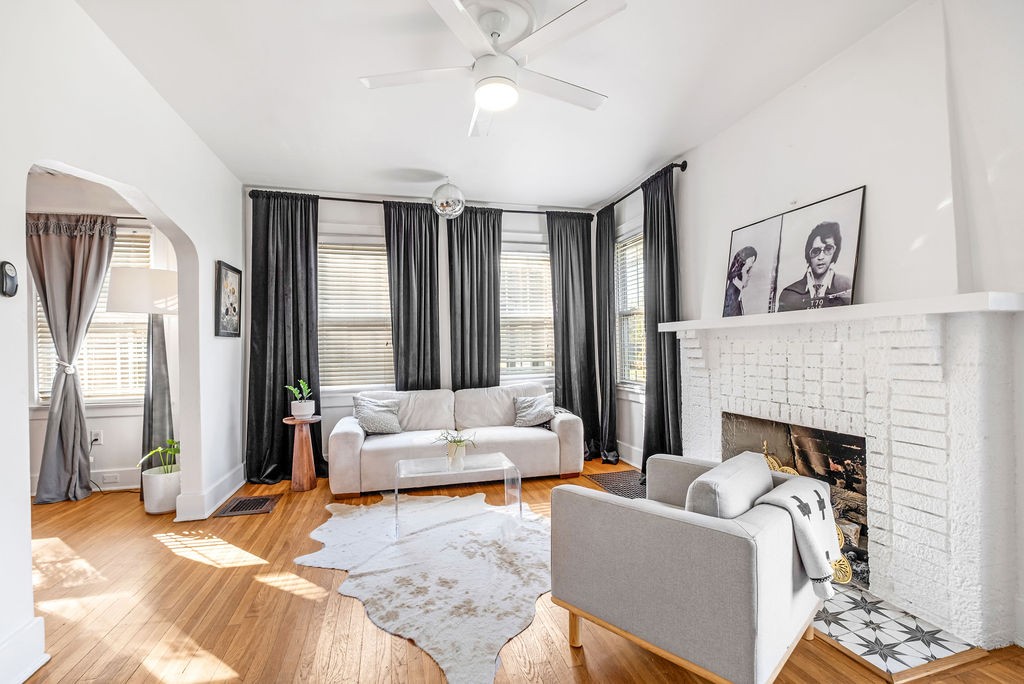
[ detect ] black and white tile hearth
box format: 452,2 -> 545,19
815,584 -> 973,677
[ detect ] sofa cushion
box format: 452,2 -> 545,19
685,451 -> 774,519
351,396 -> 401,434
358,389 -> 455,431
469,426 -> 559,478
455,383 -> 545,429
357,425 -> 560,491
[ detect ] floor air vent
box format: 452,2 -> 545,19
214,494 -> 282,517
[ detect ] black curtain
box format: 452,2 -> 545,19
547,211 -> 599,457
641,167 -> 682,472
448,206 -> 502,390
383,201 -> 441,391
595,205 -> 619,463
245,190 -> 325,483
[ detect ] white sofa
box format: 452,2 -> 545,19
328,382 -> 584,497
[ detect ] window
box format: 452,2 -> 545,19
499,251 -> 554,378
317,242 -> 394,387
615,232 -> 645,384
35,230 -> 152,402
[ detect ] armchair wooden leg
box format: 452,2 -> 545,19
803,625 -> 815,641
568,610 -> 582,648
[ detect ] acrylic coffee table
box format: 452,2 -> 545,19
393,452 -> 522,537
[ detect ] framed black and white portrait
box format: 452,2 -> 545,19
214,260 -> 242,337
722,216 -> 782,317
775,187 -> 864,312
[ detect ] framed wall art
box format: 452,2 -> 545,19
214,260 -> 242,337
721,186 -> 865,316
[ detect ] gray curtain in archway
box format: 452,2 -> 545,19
641,167 -> 682,471
448,206 -> 502,390
246,190 -> 324,484
27,213 -> 116,503
384,201 -> 441,391
595,205 -> 619,463
547,211 -> 599,457
140,313 -> 174,501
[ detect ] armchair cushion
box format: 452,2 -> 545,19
685,451 -> 773,519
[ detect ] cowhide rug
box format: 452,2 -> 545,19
295,493 -> 551,684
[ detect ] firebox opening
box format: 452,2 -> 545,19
722,412 -> 869,587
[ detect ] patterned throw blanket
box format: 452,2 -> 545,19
756,478 -> 842,599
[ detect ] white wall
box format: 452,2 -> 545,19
0,1 -> 245,678
679,0 -> 957,322
610,0 -> 1024,464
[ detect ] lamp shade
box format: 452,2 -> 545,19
106,267 -> 178,315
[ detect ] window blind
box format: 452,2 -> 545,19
317,242 -> 395,387
36,230 -> 152,402
500,251 -> 554,377
615,232 -> 646,384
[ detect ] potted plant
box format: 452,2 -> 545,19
137,438 -> 181,515
435,429 -> 475,471
285,379 -> 315,419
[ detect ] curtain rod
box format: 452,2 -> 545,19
312,195 -> 547,215
609,161 -> 687,208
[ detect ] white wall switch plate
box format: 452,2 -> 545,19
101,473 -> 120,484
89,429 -> 104,446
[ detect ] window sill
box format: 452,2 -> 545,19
30,400 -> 145,419
616,384 -> 646,402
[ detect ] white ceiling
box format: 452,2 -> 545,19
77,0 -> 913,209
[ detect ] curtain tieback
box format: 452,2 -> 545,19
56,360 -> 76,375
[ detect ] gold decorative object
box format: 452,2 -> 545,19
832,555 -> 853,584
762,440 -> 799,475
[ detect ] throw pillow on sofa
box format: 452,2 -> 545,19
513,393 -> 555,427
352,396 -> 402,434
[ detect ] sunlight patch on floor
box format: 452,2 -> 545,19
255,572 -> 330,600
32,537 -> 105,589
154,531 -> 268,568
36,591 -> 132,620
144,624 -> 239,682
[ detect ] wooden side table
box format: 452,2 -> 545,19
283,415 -> 321,492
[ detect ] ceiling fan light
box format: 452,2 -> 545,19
475,77 -> 519,111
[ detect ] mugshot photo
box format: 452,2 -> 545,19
722,216 -> 782,317
775,186 -> 864,312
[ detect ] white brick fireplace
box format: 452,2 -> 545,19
661,293 -> 1024,649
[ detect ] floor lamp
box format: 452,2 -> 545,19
106,267 -> 178,500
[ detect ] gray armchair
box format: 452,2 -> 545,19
551,454 -> 821,684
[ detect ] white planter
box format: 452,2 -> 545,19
291,400 -> 315,419
141,465 -> 181,514
447,443 -> 465,471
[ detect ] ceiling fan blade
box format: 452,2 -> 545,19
359,66 -> 470,89
507,0 -> 627,64
468,105 -> 494,137
518,69 -> 607,110
425,0 -> 497,59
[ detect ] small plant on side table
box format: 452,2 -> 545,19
285,379 -> 316,419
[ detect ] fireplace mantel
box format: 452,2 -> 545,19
659,291 -> 1024,334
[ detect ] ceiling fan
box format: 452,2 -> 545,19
360,0 -> 627,136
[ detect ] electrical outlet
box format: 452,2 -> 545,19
89,429 -> 104,446
102,473 -> 120,484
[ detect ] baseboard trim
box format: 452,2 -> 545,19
0,616 -> 49,683
617,443 -> 643,469
174,462 -> 245,521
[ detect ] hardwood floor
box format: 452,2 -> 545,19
28,460 -> 1023,683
